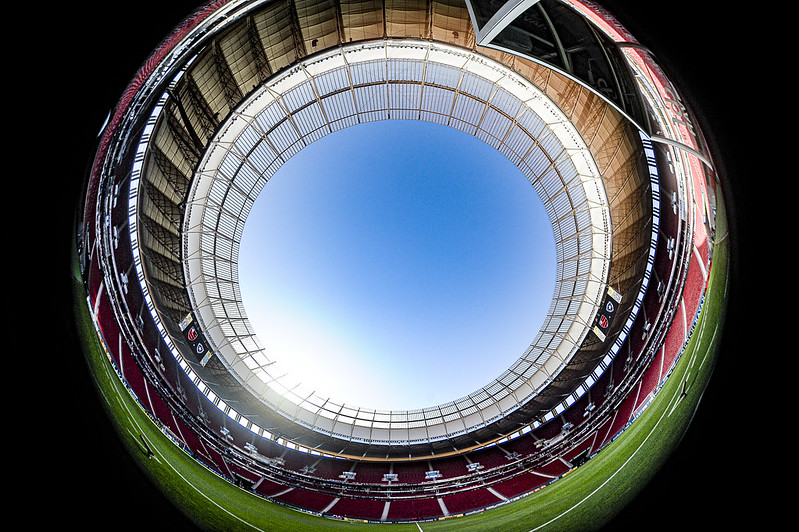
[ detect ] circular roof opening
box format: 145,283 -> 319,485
238,119 -> 556,411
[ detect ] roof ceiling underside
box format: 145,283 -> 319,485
130,0 -> 653,457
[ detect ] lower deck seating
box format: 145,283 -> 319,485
442,488 -> 502,514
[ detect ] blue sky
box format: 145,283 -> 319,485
239,120 -> 555,411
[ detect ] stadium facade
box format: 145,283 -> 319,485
73,0 -> 731,529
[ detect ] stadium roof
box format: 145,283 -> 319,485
181,39 -> 614,446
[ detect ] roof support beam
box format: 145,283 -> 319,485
649,135 -> 713,169
467,0 -> 543,45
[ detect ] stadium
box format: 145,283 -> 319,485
65,0 -> 747,530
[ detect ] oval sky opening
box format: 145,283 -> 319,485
239,120 -> 556,411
